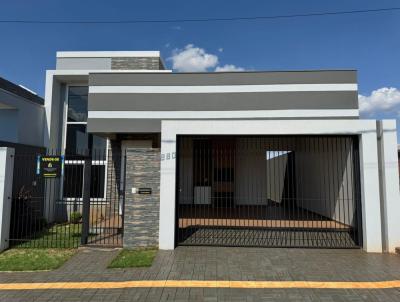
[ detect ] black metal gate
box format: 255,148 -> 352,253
7,150 -> 125,248
176,135 -> 362,248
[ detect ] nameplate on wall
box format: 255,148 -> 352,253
138,188 -> 152,195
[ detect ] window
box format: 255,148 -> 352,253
67,86 -> 88,122
66,124 -> 88,154
64,86 -> 108,201
63,162 -> 106,200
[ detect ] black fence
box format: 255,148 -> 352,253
8,150 -> 125,248
176,135 -> 363,248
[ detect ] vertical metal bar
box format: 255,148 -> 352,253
291,136 -> 296,247
81,156 -> 91,245
317,136 -> 323,247
266,139 -> 271,245
347,137 -> 355,246
337,137 -> 345,245
121,149 -> 127,247
344,138 -> 351,246
334,137 -> 341,246
353,137 -> 363,247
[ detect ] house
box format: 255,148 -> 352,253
1,50 -> 399,253
0,77 -> 45,149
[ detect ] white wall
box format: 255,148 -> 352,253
0,147 -> 14,251
377,120 -> 400,253
295,137 -> 355,226
235,138 -> 287,205
0,89 -> 44,147
160,119 -> 385,252
0,109 -> 18,143
44,72 -> 66,150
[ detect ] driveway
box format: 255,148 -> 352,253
1,246 -> 400,301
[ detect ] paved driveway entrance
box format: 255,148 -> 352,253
1,247 -> 400,301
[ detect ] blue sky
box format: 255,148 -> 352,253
1,0 -> 399,134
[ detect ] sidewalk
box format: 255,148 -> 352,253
1,246 -> 400,301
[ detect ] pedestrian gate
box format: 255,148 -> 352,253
7,150 -> 125,248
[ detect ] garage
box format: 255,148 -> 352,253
175,135 -> 362,248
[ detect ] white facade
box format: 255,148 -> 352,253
159,119 -> 400,253
41,51 -> 400,253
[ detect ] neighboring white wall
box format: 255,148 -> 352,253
235,138 -> 287,205
160,119 -> 383,252
295,138 -> 355,226
0,109 -> 18,143
377,120 -> 400,253
0,89 -> 44,147
0,147 -> 14,251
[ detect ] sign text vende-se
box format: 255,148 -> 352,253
37,155 -> 63,178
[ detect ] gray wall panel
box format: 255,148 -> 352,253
56,58 -> 111,70
89,70 -> 357,86
88,91 -> 358,111
87,119 -> 161,133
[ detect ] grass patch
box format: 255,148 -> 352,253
108,248 -> 157,268
13,223 -> 82,248
12,223 -> 86,248
0,248 -> 76,271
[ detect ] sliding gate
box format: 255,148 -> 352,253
175,136 -> 362,248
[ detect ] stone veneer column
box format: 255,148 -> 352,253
123,148 -> 160,248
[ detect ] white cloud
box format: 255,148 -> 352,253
359,87 -> 400,116
168,44 -> 245,72
215,64 -> 245,72
169,44 -> 219,72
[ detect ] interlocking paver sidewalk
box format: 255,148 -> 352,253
0,246 -> 400,301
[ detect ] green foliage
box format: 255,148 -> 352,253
14,223 -> 82,248
108,248 -> 157,268
0,249 -> 76,271
70,211 -> 82,224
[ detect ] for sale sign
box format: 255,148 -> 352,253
37,156 -> 64,178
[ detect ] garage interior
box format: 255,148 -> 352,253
175,135 -> 362,248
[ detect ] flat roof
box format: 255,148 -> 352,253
0,76 -> 44,105
57,51 -> 161,58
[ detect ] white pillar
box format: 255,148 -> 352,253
0,147 -> 15,251
158,126 -> 177,250
359,130 -> 383,252
379,120 -> 400,253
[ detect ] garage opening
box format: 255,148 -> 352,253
175,135 -> 362,248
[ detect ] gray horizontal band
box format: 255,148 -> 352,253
88,91 -> 358,111
89,70 -> 357,86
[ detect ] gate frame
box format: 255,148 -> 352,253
174,135 -> 362,249
159,119 -> 398,253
